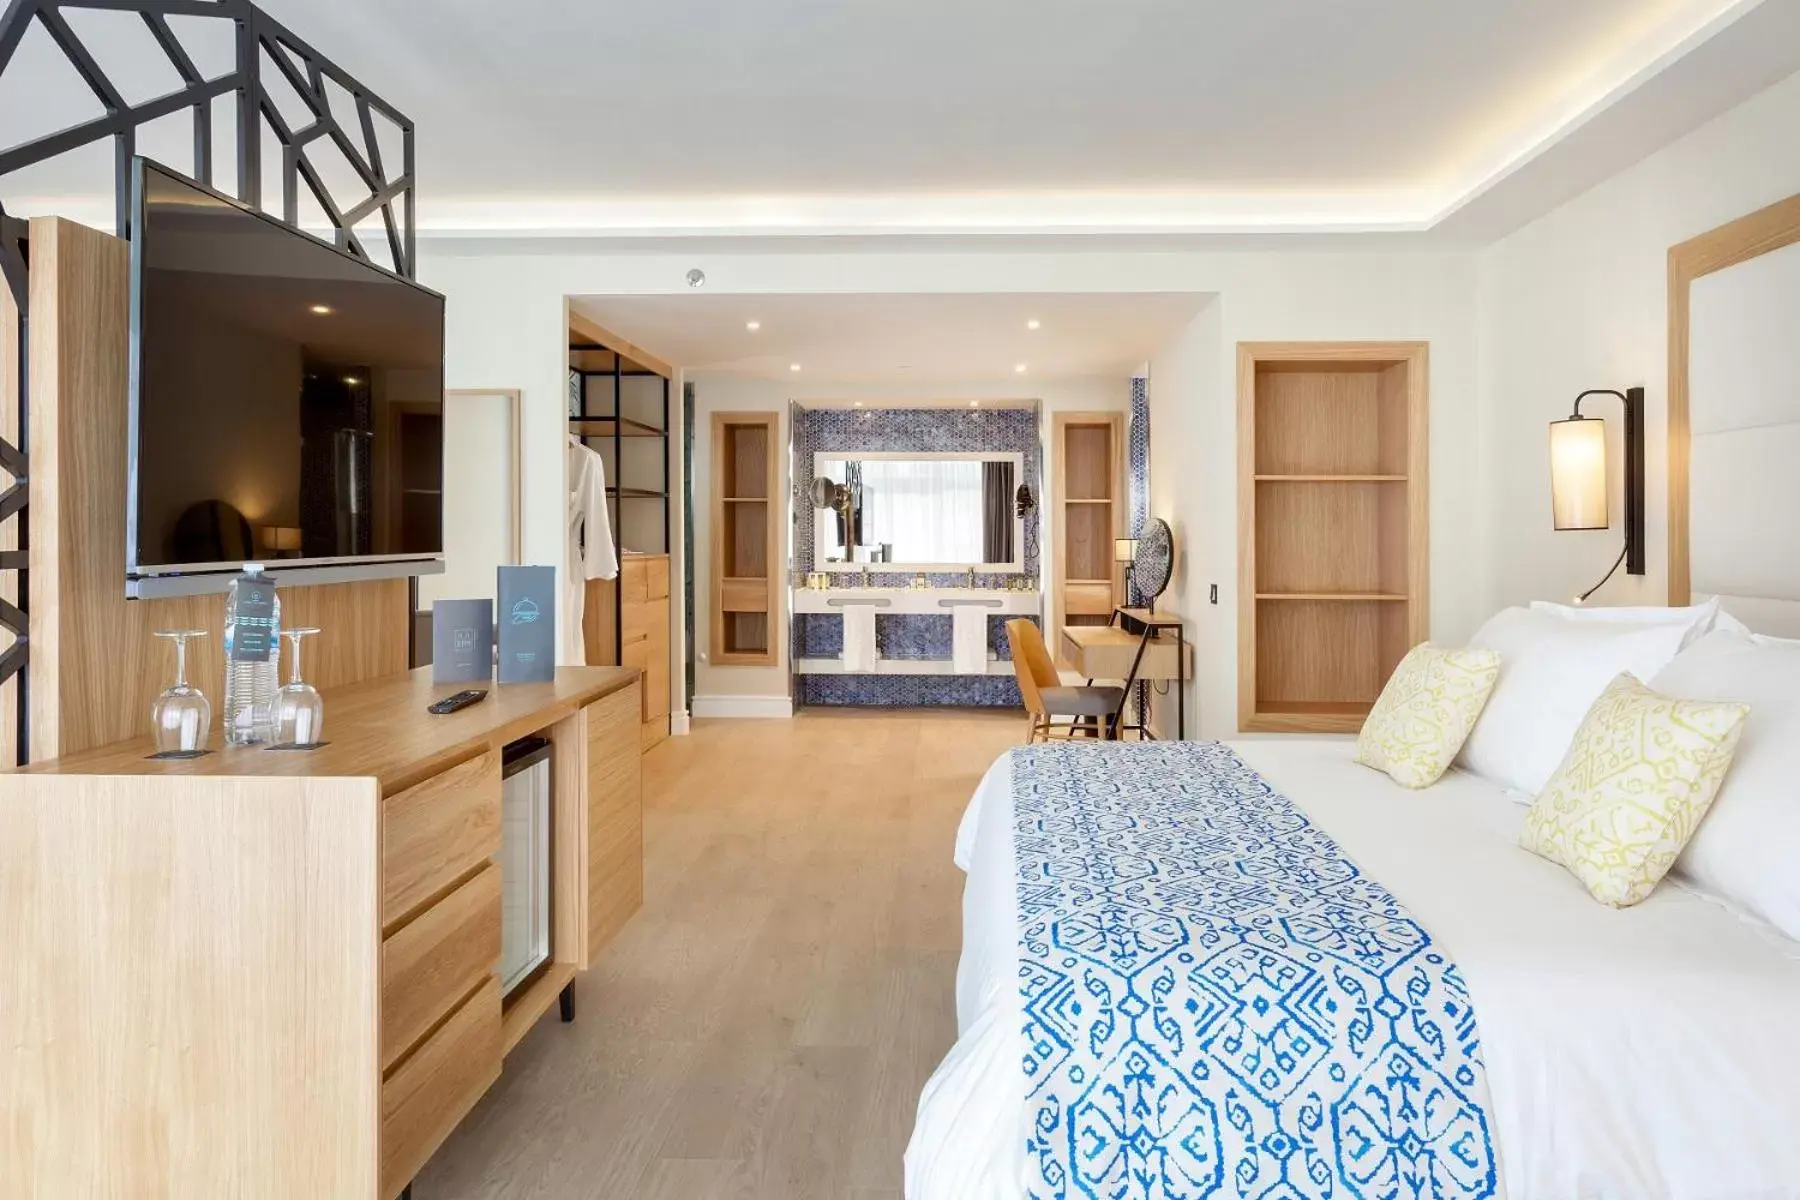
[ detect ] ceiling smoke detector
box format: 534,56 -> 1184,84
686,268 -> 706,288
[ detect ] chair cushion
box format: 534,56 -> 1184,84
1040,686 -> 1125,717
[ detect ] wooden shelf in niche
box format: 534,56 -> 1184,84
1256,593 -> 1407,602
1253,479 -> 1411,597
1054,412 -> 1125,635
711,413 -> 778,665
1239,343 -> 1428,734
1255,474 -> 1406,482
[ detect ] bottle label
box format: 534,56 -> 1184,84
230,577 -> 277,662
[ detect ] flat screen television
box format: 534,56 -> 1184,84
128,158 -> 446,590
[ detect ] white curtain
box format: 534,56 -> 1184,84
862,460 -> 985,564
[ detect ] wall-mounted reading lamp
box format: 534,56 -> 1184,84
1549,386 -> 1644,602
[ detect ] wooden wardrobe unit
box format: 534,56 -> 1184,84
585,552 -> 672,749
1237,342 -> 1428,733
711,412 -> 779,665
1052,412 -> 1125,637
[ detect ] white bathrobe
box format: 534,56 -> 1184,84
565,437 -> 618,664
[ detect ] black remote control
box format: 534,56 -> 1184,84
427,689 -> 488,715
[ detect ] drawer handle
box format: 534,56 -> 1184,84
827,597 -> 892,608
937,598 -> 1003,608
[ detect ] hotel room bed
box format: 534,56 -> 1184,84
905,738 -> 1800,1200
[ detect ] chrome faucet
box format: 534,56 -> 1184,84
966,566 -> 977,589
859,565 -> 872,589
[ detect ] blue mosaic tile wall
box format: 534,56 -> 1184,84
1127,375 -> 1150,607
791,406 -> 1042,587
789,404 -> 1042,708
799,674 -> 1023,708
793,612 -> 1019,660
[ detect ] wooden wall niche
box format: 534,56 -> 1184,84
1052,412 -> 1125,640
1237,342 -> 1428,733
710,412 -> 778,665
22,217 -> 410,763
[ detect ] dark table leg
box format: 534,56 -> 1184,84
559,982 -> 575,1023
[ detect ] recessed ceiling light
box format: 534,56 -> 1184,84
789,363 -> 802,372
1026,319 -> 1041,331
686,268 -> 706,288
746,320 -> 761,331
343,375 -> 361,385
309,304 -> 333,315
1014,363 -> 1028,373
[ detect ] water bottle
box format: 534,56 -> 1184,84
222,563 -> 281,746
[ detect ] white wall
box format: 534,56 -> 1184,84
418,245 -> 1481,731
418,390 -> 517,610
1478,66 -> 1800,613
1145,256 -> 1483,738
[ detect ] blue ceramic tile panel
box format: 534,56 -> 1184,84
1128,376 -> 1150,607
799,674 -> 1023,708
789,404 -> 1044,707
792,406 -> 1042,584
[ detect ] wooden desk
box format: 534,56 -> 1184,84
1061,609 -> 1193,738
1,666 -> 644,1200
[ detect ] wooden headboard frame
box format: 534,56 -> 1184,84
1667,191 -> 1800,605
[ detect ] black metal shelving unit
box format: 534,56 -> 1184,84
569,341 -> 671,662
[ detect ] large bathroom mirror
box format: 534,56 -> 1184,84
812,451 -> 1025,571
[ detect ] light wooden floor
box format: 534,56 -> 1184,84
416,709 -> 1023,1200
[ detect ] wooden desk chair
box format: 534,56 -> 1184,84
1005,618 -> 1125,743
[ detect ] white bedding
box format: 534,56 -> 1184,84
906,739 -> 1800,1200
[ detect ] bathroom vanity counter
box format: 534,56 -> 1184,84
790,586 -> 1040,616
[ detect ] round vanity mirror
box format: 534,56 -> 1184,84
1134,518 -> 1174,605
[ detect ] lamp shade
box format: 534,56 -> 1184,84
263,525 -> 302,553
1114,538 -> 1139,563
1549,416 -> 1608,530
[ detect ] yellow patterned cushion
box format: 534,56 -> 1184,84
1520,672 -> 1749,907
1355,643 -> 1502,788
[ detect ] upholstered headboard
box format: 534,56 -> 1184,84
1669,193 -> 1800,637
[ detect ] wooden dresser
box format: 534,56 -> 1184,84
585,551 -> 673,749
0,667 -> 644,1200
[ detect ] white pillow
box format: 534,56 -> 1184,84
1652,629 -> 1800,940
1459,607 -> 1700,797
1530,597 -> 1723,648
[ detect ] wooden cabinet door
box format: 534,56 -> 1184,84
583,685 -> 644,963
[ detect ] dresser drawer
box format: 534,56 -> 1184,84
1064,581 -> 1116,617
621,556 -> 651,606
621,595 -> 652,647
381,976 -> 501,1200
645,556 -> 669,600
381,863 -> 501,1072
382,749 -> 501,930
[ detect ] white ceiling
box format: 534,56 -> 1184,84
571,293 -> 1211,381
2,0 -> 1798,239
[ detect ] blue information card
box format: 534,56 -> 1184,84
497,565 -> 556,683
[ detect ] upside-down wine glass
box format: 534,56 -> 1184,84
152,629 -> 212,754
274,627 -> 325,746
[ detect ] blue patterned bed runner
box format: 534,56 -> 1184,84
1013,741 -> 1497,1200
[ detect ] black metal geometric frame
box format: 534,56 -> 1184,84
0,0 -> 417,762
